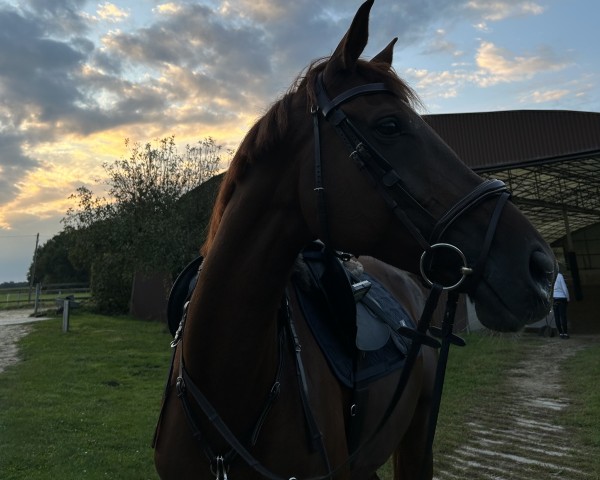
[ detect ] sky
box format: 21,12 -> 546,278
0,0 -> 598,283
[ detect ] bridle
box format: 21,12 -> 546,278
311,71 -> 512,478
312,71 -> 511,292
167,72 -> 513,480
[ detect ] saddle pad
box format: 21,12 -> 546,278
294,271 -> 415,389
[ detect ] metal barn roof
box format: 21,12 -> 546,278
424,110 -> 600,244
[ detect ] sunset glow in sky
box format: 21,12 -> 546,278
1,0 -> 599,282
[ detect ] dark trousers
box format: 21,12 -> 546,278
553,299 -> 568,335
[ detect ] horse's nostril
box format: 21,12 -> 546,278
530,250 -> 555,296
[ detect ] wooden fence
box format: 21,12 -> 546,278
0,283 -> 90,311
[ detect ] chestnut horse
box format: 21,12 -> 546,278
153,1 -> 556,478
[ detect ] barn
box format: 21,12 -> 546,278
135,109 -> 600,335
425,109 -> 600,334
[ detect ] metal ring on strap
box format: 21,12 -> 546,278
419,243 -> 473,291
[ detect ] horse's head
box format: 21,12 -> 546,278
292,0 -> 556,331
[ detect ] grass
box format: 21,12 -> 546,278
1,315 -> 598,479
377,332 -> 530,479
381,333 -> 600,479
433,333 -> 530,454
0,312 -> 171,480
560,340 -> 600,451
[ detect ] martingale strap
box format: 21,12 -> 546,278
171,293 -> 369,480
173,301 -> 289,479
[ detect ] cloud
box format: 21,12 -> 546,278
0,6 -> 92,138
475,41 -> 569,86
405,40 -> 571,107
153,3 -> 181,15
465,0 -> 544,22
521,89 -> 570,104
97,2 -> 129,22
404,67 -> 480,106
22,0 -> 90,36
517,74 -> 599,108
465,0 -> 544,32
100,3 -> 274,98
422,29 -> 464,57
0,134 -> 41,205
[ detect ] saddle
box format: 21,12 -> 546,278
164,244 -> 417,454
166,243 -> 415,390
293,242 -> 414,389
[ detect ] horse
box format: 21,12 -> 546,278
153,1 -> 556,478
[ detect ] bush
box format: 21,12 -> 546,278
90,253 -> 133,314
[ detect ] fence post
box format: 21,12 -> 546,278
62,299 -> 70,333
34,283 -> 41,316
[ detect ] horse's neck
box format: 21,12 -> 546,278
184,171 -> 310,376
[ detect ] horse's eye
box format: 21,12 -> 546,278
375,118 -> 401,136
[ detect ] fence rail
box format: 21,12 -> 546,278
0,283 -> 90,310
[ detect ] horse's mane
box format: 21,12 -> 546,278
200,58 -> 421,256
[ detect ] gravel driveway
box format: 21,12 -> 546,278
434,334 -> 597,480
0,310 -> 51,374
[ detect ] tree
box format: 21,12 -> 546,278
26,230 -> 88,285
62,136 -> 223,313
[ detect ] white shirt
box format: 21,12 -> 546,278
553,273 -> 570,301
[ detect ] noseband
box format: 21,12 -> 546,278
312,72 -> 510,291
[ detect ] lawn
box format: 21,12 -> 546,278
1,314 -> 598,479
560,339 -> 600,449
0,312 -> 170,480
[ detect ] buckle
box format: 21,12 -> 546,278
176,377 -> 186,397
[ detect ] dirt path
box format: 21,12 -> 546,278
434,335 -> 596,480
0,310 -> 51,374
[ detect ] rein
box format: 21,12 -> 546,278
311,72 -> 511,479
167,74 -> 511,480
167,267 -> 452,480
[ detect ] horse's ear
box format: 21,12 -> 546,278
324,0 -> 374,80
371,38 -> 397,66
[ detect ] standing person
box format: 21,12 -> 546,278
553,269 -> 570,339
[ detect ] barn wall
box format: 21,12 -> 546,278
553,222 -> 600,334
